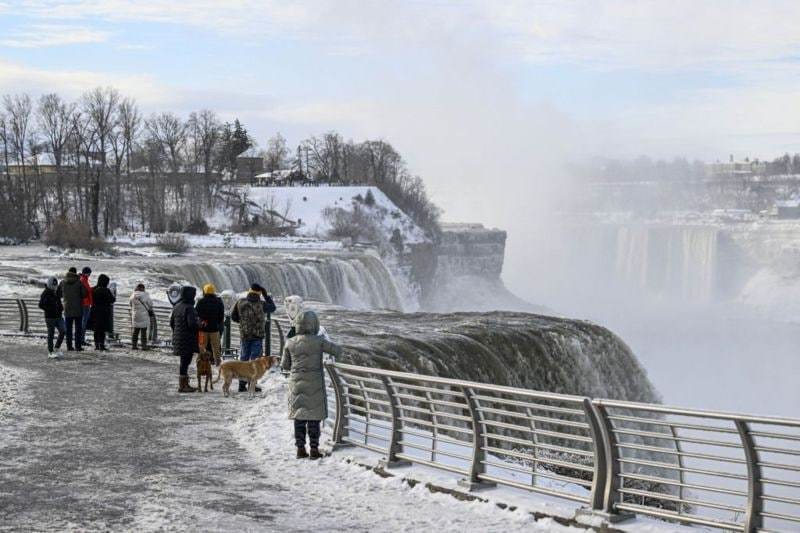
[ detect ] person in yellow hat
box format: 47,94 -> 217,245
195,283 -> 225,366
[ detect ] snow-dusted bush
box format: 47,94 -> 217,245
156,233 -> 190,254
185,218 -> 210,235
323,205 -> 383,244
44,218 -> 109,252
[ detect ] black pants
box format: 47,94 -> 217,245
132,327 -> 147,348
294,420 -> 321,448
179,353 -> 193,377
46,318 -> 65,353
94,329 -> 106,347
65,316 -> 83,350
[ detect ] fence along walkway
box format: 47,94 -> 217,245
0,297 -> 284,357
3,297 -> 799,531
323,362 -> 800,532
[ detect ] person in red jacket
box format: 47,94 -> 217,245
79,266 -> 93,348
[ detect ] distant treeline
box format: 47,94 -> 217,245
0,87 -> 440,242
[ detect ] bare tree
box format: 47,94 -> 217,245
2,94 -> 35,232
264,132 -> 289,172
37,93 -> 75,216
83,87 -> 120,235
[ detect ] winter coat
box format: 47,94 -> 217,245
195,294 -> 225,333
88,274 -> 116,333
80,274 -> 93,307
38,288 -> 64,319
170,286 -> 199,355
281,310 -> 342,421
59,271 -> 87,318
231,291 -> 276,340
130,290 -> 153,329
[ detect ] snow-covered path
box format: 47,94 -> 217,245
0,342 -> 576,532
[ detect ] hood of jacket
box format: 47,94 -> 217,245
294,310 -> 319,336
284,295 -> 304,322
246,291 -> 261,303
96,274 -> 110,288
180,285 -> 196,304
46,276 -> 59,291
64,271 -> 80,285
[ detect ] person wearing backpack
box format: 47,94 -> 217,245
130,283 -> 154,350
231,283 -> 276,392
39,276 -> 66,359
58,267 -> 87,352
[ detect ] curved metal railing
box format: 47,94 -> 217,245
323,361 -> 800,532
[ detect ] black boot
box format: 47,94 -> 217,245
297,446 -> 308,459
309,448 -> 322,460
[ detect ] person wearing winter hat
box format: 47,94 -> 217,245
170,285 -> 200,393
130,283 -> 153,350
231,283 -> 276,392
88,274 -> 115,351
39,276 -> 65,358
195,283 -> 225,366
79,266 -> 93,348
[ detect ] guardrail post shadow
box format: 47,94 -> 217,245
735,420 -> 764,532
575,401 -> 633,525
16,299 -> 29,334
324,363 -> 353,451
378,376 -> 411,469
458,386 -> 496,491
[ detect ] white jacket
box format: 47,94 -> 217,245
130,290 -> 153,329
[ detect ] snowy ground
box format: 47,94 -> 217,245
0,339 -> 594,532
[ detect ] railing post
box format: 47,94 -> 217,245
324,363 -> 352,450
149,312 -> 158,344
378,376 -> 410,469
735,420 -> 763,532
271,319 -> 284,358
264,316 -> 271,356
582,399 -> 608,511
425,391 -> 439,462
458,386 -> 496,491
223,315 -> 233,356
16,299 -> 29,334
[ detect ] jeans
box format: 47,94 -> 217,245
79,306 -> 91,346
132,327 -> 148,349
65,316 -> 83,350
239,338 -> 263,388
179,353 -> 193,376
294,420 -> 321,448
46,318 -> 65,353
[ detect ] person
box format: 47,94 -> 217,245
59,267 -> 87,352
231,283 -> 276,393
195,283 -> 225,366
284,295 -> 331,341
88,274 -> 115,351
281,310 -> 342,459
129,283 -> 153,350
170,285 -> 199,393
39,276 -> 65,359
79,266 -> 93,348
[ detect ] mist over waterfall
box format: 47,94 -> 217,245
149,254 -> 406,311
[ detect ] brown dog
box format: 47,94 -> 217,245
215,356 -> 278,398
196,352 -> 214,392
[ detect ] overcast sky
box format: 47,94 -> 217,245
2,1 -> 800,242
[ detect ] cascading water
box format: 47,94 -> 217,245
615,225 -> 719,302
149,254 -> 406,311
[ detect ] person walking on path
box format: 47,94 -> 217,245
79,266 -> 93,348
170,285 -> 199,393
231,283 -> 276,393
39,276 -> 65,359
88,274 -> 116,351
59,267 -> 87,352
130,283 -> 153,350
195,283 -> 225,366
281,310 -> 342,459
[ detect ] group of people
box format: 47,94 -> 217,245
38,266 -> 116,358
39,270 -> 341,458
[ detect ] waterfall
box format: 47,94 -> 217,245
151,254 -> 406,311
615,225 -> 719,302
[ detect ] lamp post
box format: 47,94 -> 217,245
220,290 -> 237,359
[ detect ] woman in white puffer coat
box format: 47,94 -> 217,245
130,283 -> 153,350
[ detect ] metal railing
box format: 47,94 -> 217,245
323,361 -> 800,532
0,297 -> 283,357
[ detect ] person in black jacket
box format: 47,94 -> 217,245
88,274 -> 116,351
195,283 -> 225,366
171,285 -> 199,393
39,276 -> 65,358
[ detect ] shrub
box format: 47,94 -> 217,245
44,218 -> 109,252
323,205 -> 383,244
156,233 -> 190,254
364,189 -> 376,206
166,217 -> 183,233
185,218 -> 210,235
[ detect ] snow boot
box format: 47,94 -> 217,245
297,446 -> 308,459
309,447 -> 322,460
178,376 -> 197,393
